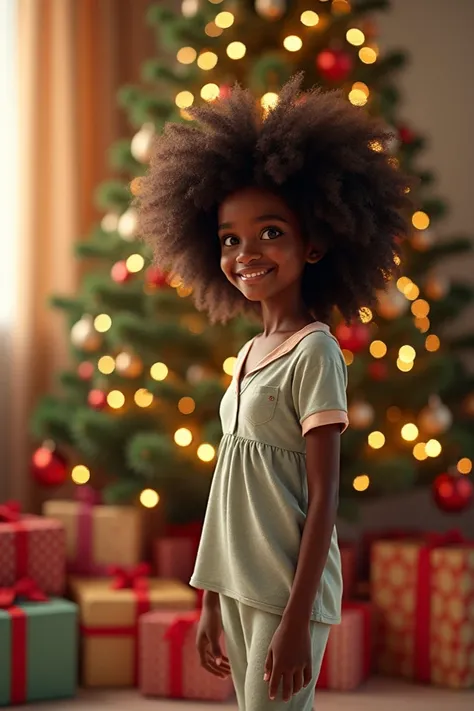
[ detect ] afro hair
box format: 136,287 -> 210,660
136,73 -> 414,323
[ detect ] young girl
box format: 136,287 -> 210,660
137,74 -> 412,709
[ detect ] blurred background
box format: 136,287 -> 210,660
0,0 -> 473,706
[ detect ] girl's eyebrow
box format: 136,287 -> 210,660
218,214 -> 289,231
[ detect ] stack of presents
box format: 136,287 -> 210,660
1,491 -> 473,705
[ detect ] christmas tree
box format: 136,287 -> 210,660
32,0 -> 474,522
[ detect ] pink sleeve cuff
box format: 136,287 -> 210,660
302,410 -> 349,435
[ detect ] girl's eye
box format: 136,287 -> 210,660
261,227 -> 283,240
223,235 -> 239,247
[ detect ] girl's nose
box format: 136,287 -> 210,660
236,248 -> 262,265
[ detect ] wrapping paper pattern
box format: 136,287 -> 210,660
139,609 -> 234,701
70,576 -> 196,688
154,538 -> 197,583
0,515 -> 65,594
372,538 -> 474,688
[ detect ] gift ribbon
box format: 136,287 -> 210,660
164,611 -> 200,698
0,501 -> 29,580
0,577 -> 48,704
413,529 -> 468,683
71,486 -> 102,574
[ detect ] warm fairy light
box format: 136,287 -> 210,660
359,46 -> 377,64
388,157 -> 400,169
175,428 -> 193,447
458,457 -> 473,475
425,439 -> 442,457
177,284 -> 193,298
332,0 -> 351,13
180,109 -> 193,122
94,314 -> 111,333
346,28 -> 365,46
107,390 -> 125,409
283,35 -> 303,52
399,345 -> 416,363
413,442 -> 428,461
197,51 -> 218,70
205,22 -> 223,37
226,42 -> 246,60
177,47 -> 197,64
140,489 -> 160,508
394,254 -> 401,266
369,340 -> 387,359
342,349 -> 354,366
368,431 -> 385,449
150,362 -> 168,381
397,359 -> 414,372
411,299 -> 430,318
359,307 -> 373,323
215,11 -> 234,28
126,254 -> 145,273
201,83 -> 220,101
415,317 -> 430,333
208,0 -> 224,3
223,357 -> 237,376
71,465 -> 90,485
261,92 -> 279,112
404,282 -> 420,300
197,444 -> 216,462
98,355 -> 115,375
352,81 -> 369,97
425,334 -> 440,352
412,211 -> 430,230
397,276 -> 411,292
348,89 -> 368,107
401,423 -> 419,442
169,275 -> 183,288
134,389 -> 153,408
300,10 -> 319,26
178,397 -> 196,415
175,91 -> 194,109
353,474 -> 370,492
369,139 -> 383,152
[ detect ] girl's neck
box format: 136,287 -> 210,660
260,301 -> 317,338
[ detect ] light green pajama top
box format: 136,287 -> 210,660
190,322 -> 349,624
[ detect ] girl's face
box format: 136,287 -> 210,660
218,186 -> 318,306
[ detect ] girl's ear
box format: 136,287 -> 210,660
306,248 -> 325,265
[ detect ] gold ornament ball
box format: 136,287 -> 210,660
377,286 -> 409,319
115,351 -> 144,378
255,0 -> 286,20
419,395 -> 453,436
348,400 -> 375,429
130,123 -> 155,164
117,208 -> 138,241
412,228 -> 434,251
71,316 -> 102,352
424,274 -> 450,300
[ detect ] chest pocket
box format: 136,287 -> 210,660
243,385 -> 279,426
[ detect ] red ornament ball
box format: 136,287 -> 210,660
111,260 -> 131,284
78,361 -> 95,381
88,389 -> 107,410
219,84 -> 232,100
316,49 -> 353,83
432,472 -> 473,513
31,444 -> 68,486
398,125 -> 416,144
369,361 -> 388,381
145,266 -> 168,288
335,324 -> 370,354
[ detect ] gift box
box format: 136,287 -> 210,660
139,609 -> 234,701
360,527 -> 419,581
317,602 -> 372,690
340,541 -> 357,599
154,521 -> 202,584
70,567 -> 196,687
0,501 -> 66,595
0,578 -> 78,705
371,530 -> 474,689
43,487 -> 142,575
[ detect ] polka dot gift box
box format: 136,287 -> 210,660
371,530 -> 474,689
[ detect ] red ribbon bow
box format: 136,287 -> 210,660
108,562 -> 151,591
0,500 -> 22,524
0,577 -> 48,609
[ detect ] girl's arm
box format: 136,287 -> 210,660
282,423 -> 341,625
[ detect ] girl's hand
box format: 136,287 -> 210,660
264,618 -> 312,702
195,602 -> 232,679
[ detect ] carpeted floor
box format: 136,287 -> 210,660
16,678 -> 473,710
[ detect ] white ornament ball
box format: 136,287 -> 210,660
419,395 -> 453,436
187,365 -> 206,385
117,208 -> 138,241
115,351 -> 143,378
377,286 -> 410,320
255,0 -> 286,20
348,400 -> 375,429
71,316 -> 102,352
101,212 -> 119,233
130,123 -> 155,164
181,0 -> 199,17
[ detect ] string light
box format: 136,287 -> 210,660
175,91 -> 194,109
359,46 -> 377,64
71,465 -> 90,485
205,22 -> 223,37
98,355 -> 115,375
352,81 -> 369,98
413,442 -> 428,460
397,359 -> 414,372
215,11 -> 234,28
107,390 -> 125,409
197,444 -> 216,462
458,457 -> 473,475
404,282 -> 420,301
223,357 -> 237,376
359,307 -> 373,323
178,397 -> 196,415
134,389 -> 153,408
399,345 -> 416,363
226,42 -> 246,59
150,362 -> 168,381
394,254 -> 401,265
201,83 -> 220,101
348,89 -> 368,107
412,211 -> 430,230
346,28 -> 365,46
401,423 -> 419,442
397,276 -> 411,292
353,474 -> 370,491
342,349 -> 354,366
176,47 -> 197,64
261,92 -> 279,112
300,11 -> 319,26
126,254 -> 145,273
175,428 -> 193,447
177,284 -> 193,298
368,431 -> 385,449
283,35 -> 303,51
425,439 -> 442,457
140,489 -> 160,508
94,314 -> 111,332
411,299 -> 430,318
369,139 -> 383,152
415,317 -> 430,333
369,340 -> 387,359
425,334 -> 440,352
197,51 -> 218,70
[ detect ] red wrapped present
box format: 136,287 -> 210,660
317,602 -> 372,690
360,527 -> 419,580
371,530 -> 474,689
0,500 -> 66,595
340,540 -> 357,599
139,608 -> 234,701
154,521 -> 202,584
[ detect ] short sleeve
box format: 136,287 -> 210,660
292,332 -> 349,435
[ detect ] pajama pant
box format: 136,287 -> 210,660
219,595 -> 330,711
